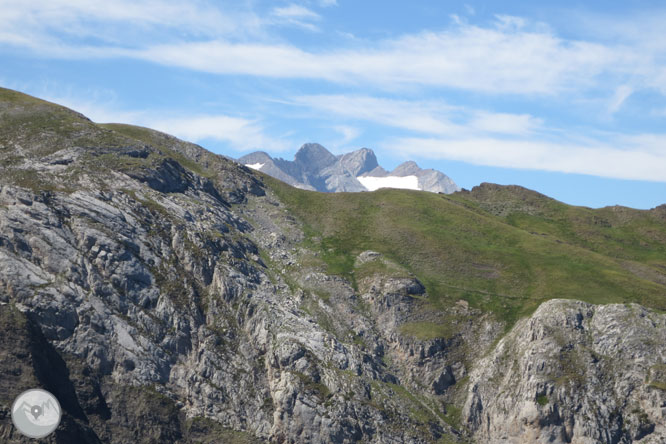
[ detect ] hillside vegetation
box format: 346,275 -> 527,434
266,175 -> 666,328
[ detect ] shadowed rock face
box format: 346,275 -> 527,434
1,88 -> 665,443
239,144 -> 459,194
294,143 -> 338,174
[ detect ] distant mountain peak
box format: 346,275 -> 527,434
392,161 -> 421,177
294,143 -> 337,173
238,143 -> 459,194
340,148 -> 379,177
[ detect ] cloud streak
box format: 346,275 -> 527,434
270,4 -> 321,31
129,26 -> 627,94
0,0 -> 250,44
42,94 -> 290,153
148,115 -> 291,152
273,4 -> 320,20
291,95 -> 541,136
0,2 -> 651,96
608,85 -> 633,114
386,136 -> 666,183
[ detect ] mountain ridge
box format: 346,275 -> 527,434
239,144 -> 460,194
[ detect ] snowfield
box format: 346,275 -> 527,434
357,175 -> 420,191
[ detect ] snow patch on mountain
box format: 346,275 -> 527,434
357,175 -> 420,191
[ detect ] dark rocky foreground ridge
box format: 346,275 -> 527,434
0,87 -> 665,443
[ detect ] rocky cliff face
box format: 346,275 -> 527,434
463,300 -> 666,443
1,88 -> 665,443
0,168 -> 474,443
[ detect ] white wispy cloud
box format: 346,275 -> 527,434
0,0 -> 251,46
385,136 -> 666,183
468,112 -> 542,136
494,14 -> 527,30
41,94 -> 289,153
270,4 -> 321,31
126,25 -> 627,94
0,2 -> 650,96
333,125 -> 361,144
273,4 -> 320,20
39,93 -> 144,124
608,85 -> 633,114
292,95 -> 459,134
147,115 -> 290,152
562,9 -> 666,96
291,94 -> 541,136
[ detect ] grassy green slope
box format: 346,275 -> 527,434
266,176 -> 666,327
0,87 -> 128,158
0,89 -> 257,199
452,183 -> 666,265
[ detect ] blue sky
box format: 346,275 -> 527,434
1,1 -> 666,209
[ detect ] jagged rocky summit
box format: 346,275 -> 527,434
238,143 -> 460,194
1,87 -> 666,443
